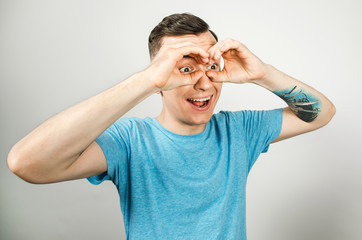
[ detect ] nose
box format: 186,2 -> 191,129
193,66 -> 213,91
193,71 -> 213,91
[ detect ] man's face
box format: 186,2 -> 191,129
158,31 -> 223,134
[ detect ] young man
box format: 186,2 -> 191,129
7,13 -> 335,239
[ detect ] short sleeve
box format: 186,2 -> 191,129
234,109 -> 283,170
87,120 -> 130,187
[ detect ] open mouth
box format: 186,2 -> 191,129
187,96 -> 211,108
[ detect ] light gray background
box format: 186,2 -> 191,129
1,0 -> 361,239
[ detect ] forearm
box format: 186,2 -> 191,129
253,64 -> 336,125
8,71 -> 156,178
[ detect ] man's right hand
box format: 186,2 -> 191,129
145,42 -> 210,92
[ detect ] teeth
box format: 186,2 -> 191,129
188,96 -> 211,102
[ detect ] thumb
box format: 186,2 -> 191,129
180,70 -> 203,86
206,71 -> 228,82
190,70 -> 204,83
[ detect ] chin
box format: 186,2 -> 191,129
186,113 -> 213,126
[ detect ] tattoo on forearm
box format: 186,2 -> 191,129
274,86 -> 321,122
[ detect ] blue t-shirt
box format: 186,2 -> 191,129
88,109 -> 283,240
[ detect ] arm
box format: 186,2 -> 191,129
206,39 -> 336,142
7,73 -> 155,184
7,42 -> 209,184
253,65 -> 336,142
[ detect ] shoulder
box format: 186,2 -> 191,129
113,117 -> 151,128
105,117 -> 153,139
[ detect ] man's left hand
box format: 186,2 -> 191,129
206,38 -> 267,83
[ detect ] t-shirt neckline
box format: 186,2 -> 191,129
147,117 -> 211,140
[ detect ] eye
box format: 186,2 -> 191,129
207,63 -> 219,71
179,66 -> 194,74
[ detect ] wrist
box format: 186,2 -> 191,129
251,64 -> 281,91
138,68 -> 163,94
119,70 -> 160,101
252,64 -> 273,82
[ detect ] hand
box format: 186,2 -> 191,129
145,42 -> 209,92
206,39 -> 267,83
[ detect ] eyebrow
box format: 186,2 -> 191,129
183,55 -> 196,60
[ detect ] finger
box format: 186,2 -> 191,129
176,47 -> 209,64
208,38 -> 235,62
168,42 -> 210,62
209,39 -> 248,61
208,41 -> 226,64
218,40 -> 250,59
190,53 -> 209,65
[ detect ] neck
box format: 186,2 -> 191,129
156,113 -> 207,135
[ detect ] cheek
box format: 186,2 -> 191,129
214,82 -> 223,92
212,83 -> 223,102
162,88 -> 188,104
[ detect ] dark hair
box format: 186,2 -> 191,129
148,13 -> 218,59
